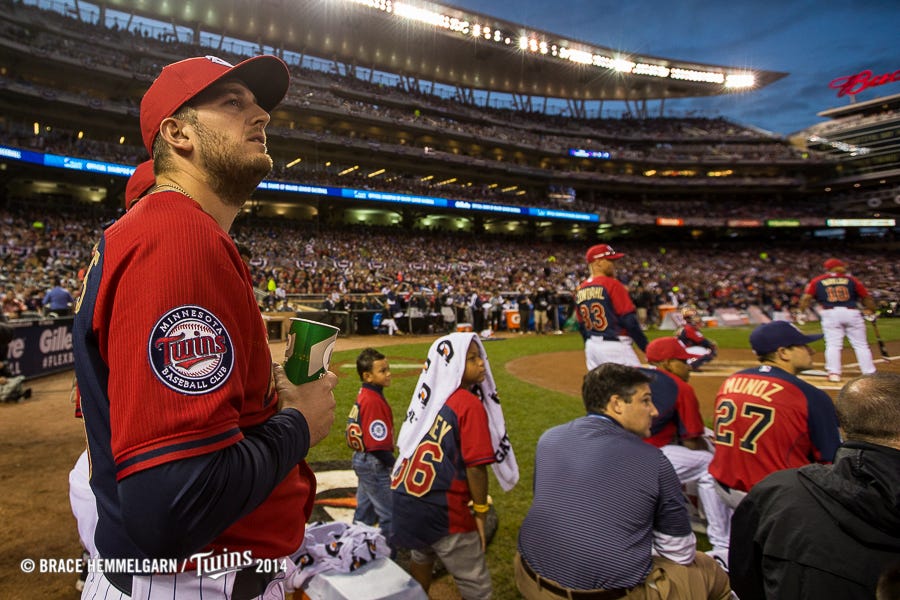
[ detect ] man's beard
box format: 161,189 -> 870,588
194,121 -> 272,207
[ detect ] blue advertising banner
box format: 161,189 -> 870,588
5,318 -> 75,379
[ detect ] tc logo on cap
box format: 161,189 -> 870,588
585,244 -> 624,263
205,55 -> 234,67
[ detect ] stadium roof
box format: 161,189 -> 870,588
818,91 -> 900,120
103,0 -> 787,102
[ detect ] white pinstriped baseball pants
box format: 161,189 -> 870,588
80,568 -> 287,600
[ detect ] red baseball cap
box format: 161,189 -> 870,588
645,337 -> 692,363
140,55 -> 290,154
585,244 -> 624,263
124,160 -> 155,210
823,258 -> 846,271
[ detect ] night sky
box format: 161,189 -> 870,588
447,0 -> 900,135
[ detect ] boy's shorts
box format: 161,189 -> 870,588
410,531 -> 491,599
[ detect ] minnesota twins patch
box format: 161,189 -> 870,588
369,419 -> 388,442
148,305 -> 234,394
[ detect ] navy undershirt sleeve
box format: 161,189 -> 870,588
621,312 -> 649,351
371,449 -> 396,468
119,409 -> 310,559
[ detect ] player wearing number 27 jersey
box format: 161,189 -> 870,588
709,321 -> 840,500
576,244 -> 648,369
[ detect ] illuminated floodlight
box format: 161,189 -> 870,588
472,24 -> 481,37
529,38 -> 538,52
725,73 -> 755,88
539,41 -> 548,54
367,168 -> 386,177
393,3 -> 443,26
338,165 -> 359,176
633,63 -> 670,78
612,58 -> 635,73
518,36 -> 528,50
560,47 -> 593,65
593,55 -> 613,69
286,157 -> 302,168
670,68 -> 725,84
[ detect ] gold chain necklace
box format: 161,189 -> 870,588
153,182 -> 193,200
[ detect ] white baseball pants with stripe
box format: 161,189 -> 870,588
660,444 -> 733,552
820,307 -> 876,376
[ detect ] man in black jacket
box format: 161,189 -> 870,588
730,372 -> 900,600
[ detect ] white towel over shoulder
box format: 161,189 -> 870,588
394,332 -> 518,491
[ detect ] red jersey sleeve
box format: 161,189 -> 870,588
452,389 -> 496,467
358,387 -> 395,453
607,279 -> 637,315
674,378 -> 706,440
97,197 -> 274,479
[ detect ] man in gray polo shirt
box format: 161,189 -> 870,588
516,362 -> 730,600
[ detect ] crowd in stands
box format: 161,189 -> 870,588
2,201 -> 898,327
0,116 -> 837,221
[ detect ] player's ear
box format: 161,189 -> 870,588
158,116 -> 194,151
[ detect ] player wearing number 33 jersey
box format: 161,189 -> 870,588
576,244 -> 649,370
709,321 -> 840,503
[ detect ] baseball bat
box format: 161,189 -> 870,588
870,318 -> 889,358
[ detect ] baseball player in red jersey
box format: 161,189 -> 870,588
73,55 -> 336,599
346,348 -> 396,545
640,337 -> 733,568
676,306 -> 717,371
799,258 -> 877,382
708,321 -> 840,509
124,159 -> 155,210
576,244 -> 648,369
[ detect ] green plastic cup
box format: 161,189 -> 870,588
283,318 -> 340,384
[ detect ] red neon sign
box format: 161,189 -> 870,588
829,69 -> 900,97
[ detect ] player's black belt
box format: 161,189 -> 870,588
101,564 -> 276,599
520,555 -> 628,600
231,565 -> 278,600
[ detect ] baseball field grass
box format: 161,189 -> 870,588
305,318 -> 900,598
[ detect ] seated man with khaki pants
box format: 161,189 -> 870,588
516,363 -> 730,600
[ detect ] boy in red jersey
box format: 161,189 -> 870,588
346,348 -> 396,546
392,333 -> 517,599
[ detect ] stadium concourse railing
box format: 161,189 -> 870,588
258,291 -> 576,341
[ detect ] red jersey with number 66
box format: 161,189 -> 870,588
708,365 -> 840,493
346,384 -> 394,454
390,387 -> 495,549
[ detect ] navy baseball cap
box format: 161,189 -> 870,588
749,321 -> 823,355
